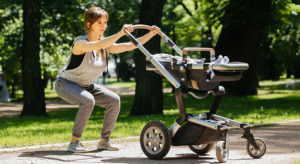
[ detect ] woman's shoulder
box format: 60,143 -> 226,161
74,36 -> 88,42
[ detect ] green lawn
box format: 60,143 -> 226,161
1,79 -> 300,148
291,160 -> 300,164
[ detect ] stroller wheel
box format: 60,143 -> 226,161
140,121 -> 172,159
188,144 -> 215,154
216,141 -> 229,163
246,137 -> 266,158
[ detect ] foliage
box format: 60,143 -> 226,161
1,0 -> 300,97
161,0 -> 228,60
260,3 -> 300,79
0,2 -> 23,96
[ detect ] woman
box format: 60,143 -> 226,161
55,6 -> 160,153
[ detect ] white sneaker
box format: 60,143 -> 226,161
215,55 -> 229,64
215,55 -> 224,64
223,56 -> 229,63
97,139 -> 119,151
67,140 -> 88,153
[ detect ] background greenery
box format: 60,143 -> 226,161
1,0 -> 300,96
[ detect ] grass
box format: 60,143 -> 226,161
1,79 -> 300,149
291,160 -> 300,164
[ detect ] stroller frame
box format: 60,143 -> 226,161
125,25 -> 266,163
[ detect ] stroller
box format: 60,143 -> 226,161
125,25 -> 266,163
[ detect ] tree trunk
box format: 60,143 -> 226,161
21,0 -> 47,117
215,0 -> 270,96
130,0 -> 165,115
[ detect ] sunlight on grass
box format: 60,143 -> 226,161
110,82 -> 136,89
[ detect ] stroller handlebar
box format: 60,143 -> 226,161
125,24 -> 166,39
125,24 -> 183,56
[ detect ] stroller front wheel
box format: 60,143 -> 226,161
140,121 -> 172,159
216,141 -> 229,163
188,143 -> 215,154
246,137 -> 266,158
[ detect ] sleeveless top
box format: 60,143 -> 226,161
58,36 -> 108,87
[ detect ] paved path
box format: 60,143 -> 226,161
0,123 -> 299,164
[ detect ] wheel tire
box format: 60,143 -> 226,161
140,121 -> 172,159
216,141 -> 229,163
188,143 -> 215,154
246,137 -> 266,158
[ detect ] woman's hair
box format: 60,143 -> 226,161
84,7 -> 109,33
84,7 -> 109,59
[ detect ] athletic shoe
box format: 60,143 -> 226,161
97,139 -> 119,151
67,140 -> 88,153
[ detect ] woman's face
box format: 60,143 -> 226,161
90,17 -> 107,36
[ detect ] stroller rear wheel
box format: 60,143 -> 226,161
140,121 -> 172,159
246,137 -> 266,158
188,143 -> 215,154
216,141 -> 229,163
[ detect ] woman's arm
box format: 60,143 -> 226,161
73,25 -> 133,55
108,26 -> 161,54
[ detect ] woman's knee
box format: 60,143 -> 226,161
82,95 -> 95,107
111,94 -> 120,107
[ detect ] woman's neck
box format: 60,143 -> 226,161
85,32 -> 100,42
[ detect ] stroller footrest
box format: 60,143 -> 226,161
187,116 -> 228,131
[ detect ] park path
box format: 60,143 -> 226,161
0,123 -> 299,164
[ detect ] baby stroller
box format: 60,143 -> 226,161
125,25 -> 266,163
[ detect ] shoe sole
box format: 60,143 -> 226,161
67,147 -> 89,153
97,146 -> 119,151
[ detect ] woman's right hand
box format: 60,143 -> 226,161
120,24 -> 134,36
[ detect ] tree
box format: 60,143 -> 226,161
20,0 -> 47,116
214,0 -> 288,95
262,2 -> 300,79
130,0 -> 165,115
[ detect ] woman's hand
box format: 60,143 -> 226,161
120,24 -> 134,36
150,25 -> 161,35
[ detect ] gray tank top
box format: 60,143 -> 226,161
59,36 -> 108,87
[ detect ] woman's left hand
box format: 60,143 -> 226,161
151,25 -> 161,35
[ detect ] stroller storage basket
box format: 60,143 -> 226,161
172,122 -> 222,146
